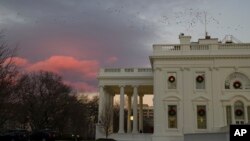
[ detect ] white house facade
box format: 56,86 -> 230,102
96,34 -> 250,141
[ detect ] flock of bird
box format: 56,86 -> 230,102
104,7 -> 244,32
13,5 -> 244,33
158,8 -> 243,32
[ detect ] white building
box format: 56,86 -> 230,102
96,34 -> 250,141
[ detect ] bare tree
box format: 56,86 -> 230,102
85,95 -> 99,139
0,32 -> 18,129
65,95 -> 88,137
15,71 -> 72,131
99,104 -> 113,138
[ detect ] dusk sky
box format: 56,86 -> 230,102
1,0 -> 250,95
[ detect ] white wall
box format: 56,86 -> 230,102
153,56 -> 250,139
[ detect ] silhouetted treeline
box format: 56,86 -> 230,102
0,33 -> 99,139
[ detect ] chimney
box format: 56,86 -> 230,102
179,33 -> 191,44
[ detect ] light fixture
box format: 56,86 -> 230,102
130,116 -> 133,120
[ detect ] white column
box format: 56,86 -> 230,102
98,85 -> 104,122
132,86 -> 138,133
244,106 -> 248,124
153,68 -> 162,134
139,94 -> 144,133
127,94 -> 132,133
118,85 -> 125,133
223,105 -> 227,126
110,93 -> 114,133
231,104 -> 235,124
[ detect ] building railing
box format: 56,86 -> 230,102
219,43 -> 250,49
138,68 -> 152,72
102,68 -> 152,73
190,45 -> 209,50
153,44 -> 181,51
104,68 -> 121,72
153,43 -> 250,53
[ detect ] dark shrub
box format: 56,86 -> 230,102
96,138 -> 116,141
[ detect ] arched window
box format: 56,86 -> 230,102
225,72 -> 250,90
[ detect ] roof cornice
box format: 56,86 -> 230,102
149,55 -> 250,60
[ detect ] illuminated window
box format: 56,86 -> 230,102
168,105 -> 177,128
197,105 -> 207,129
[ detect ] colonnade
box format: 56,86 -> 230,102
99,85 -> 144,134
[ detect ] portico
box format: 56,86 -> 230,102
96,68 -> 153,138
96,34 -> 250,141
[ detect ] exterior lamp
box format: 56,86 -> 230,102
130,115 -> 133,121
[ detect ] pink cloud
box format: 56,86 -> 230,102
11,57 -> 30,67
9,56 -> 99,93
106,56 -> 118,64
22,36 -> 101,59
28,56 -> 99,79
4,57 -> 29,68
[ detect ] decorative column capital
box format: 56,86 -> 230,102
213,67 -> 219,71
132,85 -> 139,88
180,67 -> 184,71
180,67 -> 190,71
139,93 -> 144,97
209,67 -> 213,71
127,93 -> 132,97
154,67 -> 162,72
184,67 -> 190,71
119,85 -> 125,88
99,85 -> 105,88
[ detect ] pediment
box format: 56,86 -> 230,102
192,96 -> 210,102
163,95 -> 181,101
221,95 -> 250,103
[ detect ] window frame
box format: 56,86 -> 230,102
167,105 -> 178,129
167,72 -> 178,90
196,105 -> 207,129
195,71 -> 206,90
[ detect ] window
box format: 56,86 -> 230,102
226,106 -> 232,125
234,101 -> 244,124
197,105 -> 207,129
195,72 -> 205,90
167,72 -> 177,89
168,105 -> 177,128
225,80 -> 230,89
224,72 -> 250,90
